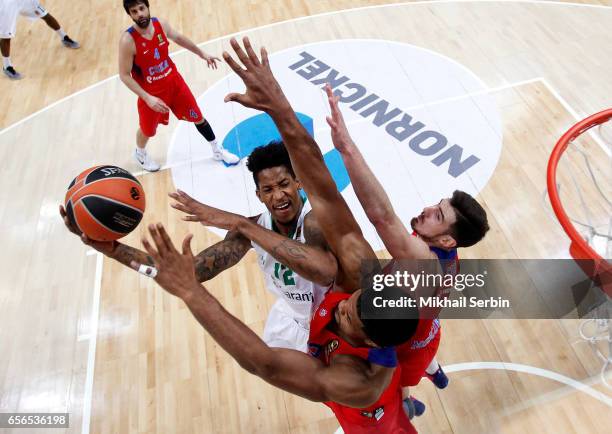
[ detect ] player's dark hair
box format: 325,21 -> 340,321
448,190 -> 489,248
123,0 -> 149,14
246,141 -> 296,188
356,290 -> 419,347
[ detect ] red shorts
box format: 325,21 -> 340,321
396,325 -> 441,387
329,393 -> 416,434
137,73 -> 203,137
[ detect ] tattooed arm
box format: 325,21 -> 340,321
235,211 -> 337,286
193,226 -> 253,282
94,230 -> 251,282
59,204 -> 251,280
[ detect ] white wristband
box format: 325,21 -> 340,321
138,264 -> 158,278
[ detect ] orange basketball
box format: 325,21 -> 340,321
64,165 -> 146,241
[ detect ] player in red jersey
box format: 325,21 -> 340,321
324,83 -> 489,417
133,38 -> 424,433
119,0 -> 238,171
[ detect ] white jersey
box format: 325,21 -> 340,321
1,1 -> 48,39
251,204 -> 329,330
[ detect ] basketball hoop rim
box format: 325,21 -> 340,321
546,108 -> 612,267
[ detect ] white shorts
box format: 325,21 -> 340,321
0,0 -> 48,39
263,299 -> 310,353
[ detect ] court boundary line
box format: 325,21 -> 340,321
0,0 -> 610,137
81,252 -> 103,434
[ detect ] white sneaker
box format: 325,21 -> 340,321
133,149 -> 160,172
212,146 -> 240,165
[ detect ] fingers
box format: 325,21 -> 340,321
222,51 -> 247,78
230,37 -> 252,69
260,47 -> 269,67
181,233 -> 194,258
59,204 -> 66,218
147,223 -> 170,257
141,236 -> 161,265
182,215 -> 200,222
243,37 -> 261,66
170,202 -> 191,214
224,92 -> 247,105
325,82 -> 333,98
325,83 -> 340,112
156,223 -> 176,255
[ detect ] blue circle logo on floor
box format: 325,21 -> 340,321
221,112 -> 349,193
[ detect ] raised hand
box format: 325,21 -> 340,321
134,223 -> 198,299
169,190 -> 244,231
325,83 -> 355,154
222,37 -> 290,114
59,204 -> 117,256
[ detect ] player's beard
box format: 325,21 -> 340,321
410,217 -> 418,231
135,15 -> 151,29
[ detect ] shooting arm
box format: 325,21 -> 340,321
235,212 -> 337,286
118,33 -> 150,100
181,282 -> 391,407
193,229 -> 252,282
102,231 -> 249,281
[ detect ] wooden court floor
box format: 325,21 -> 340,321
1,1 -> 611,434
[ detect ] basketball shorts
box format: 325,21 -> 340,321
137,73 -> 203,137
263,299 -> 309,353
329,392 -> 417,434
396,325 -> 441,387
0,0 -> 47,39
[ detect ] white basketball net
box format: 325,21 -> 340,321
555,117 -> 612,389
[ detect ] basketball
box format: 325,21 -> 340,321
64,165 -> 146,241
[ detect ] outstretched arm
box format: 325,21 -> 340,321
60,204 -> 250,281
170,191 -> 338,286
159,19 -> 220,69
325,85 -> 433,260
141,223 -> 392,408
222,37 -> 377,289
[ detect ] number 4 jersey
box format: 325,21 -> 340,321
251,203 -> 330,352
127,17 -> 178,94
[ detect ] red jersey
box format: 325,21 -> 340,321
127,18 -> 178,94
400,244 -> 458,350
308,292 -> 411,431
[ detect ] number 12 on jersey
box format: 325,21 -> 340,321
273,263 -> 295,286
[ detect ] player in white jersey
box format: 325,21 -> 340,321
1,0 -> 80,79
169,142 -> 335,351
60,141 -> 336,352
251,197 -> 329,350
